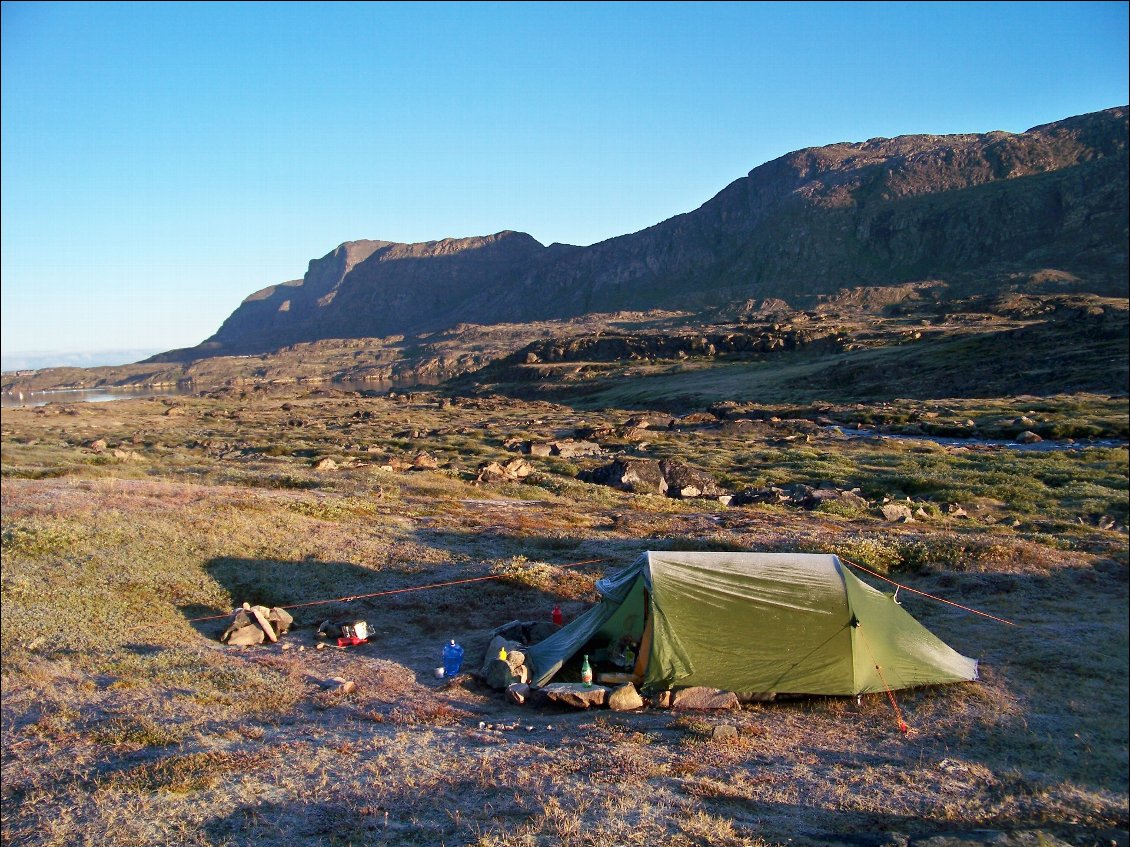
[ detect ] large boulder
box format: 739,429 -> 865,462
581,458 -> 668,495
658,459 -> 726,499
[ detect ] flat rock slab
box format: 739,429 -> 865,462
671,687 -> 740,711
541,683 -> 610,709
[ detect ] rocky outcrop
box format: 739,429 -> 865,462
580,458 -> 669,495
658,459 -> 727,499
581,456 -> 727,500
160,107 -> 1126,359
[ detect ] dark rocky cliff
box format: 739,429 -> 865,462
186,107 -> 1127,358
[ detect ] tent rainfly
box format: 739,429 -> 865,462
524,551 -> 978,695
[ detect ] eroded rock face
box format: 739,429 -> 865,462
171,107 -> 1126,360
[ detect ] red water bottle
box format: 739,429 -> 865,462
552,604 -> 563,626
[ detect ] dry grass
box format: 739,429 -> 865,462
1,386 -> 1126,846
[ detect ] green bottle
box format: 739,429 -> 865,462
580,654 -> 593,687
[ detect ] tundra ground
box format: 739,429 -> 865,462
1,386 -> 1126,846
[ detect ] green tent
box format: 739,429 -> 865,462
525,551 -> 978,695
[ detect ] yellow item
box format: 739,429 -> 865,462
499,646 -> 508,661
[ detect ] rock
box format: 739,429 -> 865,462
412,451 -> 439,469
268,606 -> 293,636
507,683 -> 531,705
658,459 -> 726,499
880,503 -> 915,522
86,439 -> 108,453
803,487 -> 868,511
608,682 -> 645,711
619,426 -> 651,442
476,457 -> 533,483
549,440 -> 602,459
485,658 -> 516,690
528,442 -> 553,457
652,690 -> 674,709
711,724 -> 739,743
504,457 -> 533,478
1014,430 -> 1043,444
946,503 -> 969,518
541,682 -> 610,709
729,486 -> 787,506
249,605 -> 278,642
909,830 -> 1073,847
224,625 -> 266,646
736,691 -> 776,703
720,419 -> 759,435
481,636 -> 527,673
677,412 -> 718,426
581,458 -> 668,495
671,687 -> 740,711
313,457 -> 338,470
624,414 -> 674,430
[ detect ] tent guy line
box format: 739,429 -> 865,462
187,555 -> 1015,628
839,558 -> 1017,627
185,557 -> 609,623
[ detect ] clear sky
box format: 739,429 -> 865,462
2,1 -> 1127,362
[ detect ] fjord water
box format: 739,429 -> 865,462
0,377 -> 430,409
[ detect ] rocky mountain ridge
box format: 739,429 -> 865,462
149,105 -> 1127,360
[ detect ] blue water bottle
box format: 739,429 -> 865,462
443,639 -> 464,677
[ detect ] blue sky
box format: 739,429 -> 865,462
2,1 -> 1127,363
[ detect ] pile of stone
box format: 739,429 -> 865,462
220,602 -> 294,646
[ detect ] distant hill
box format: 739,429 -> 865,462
153,106 -> 1127,361
2,349 -> 163,373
